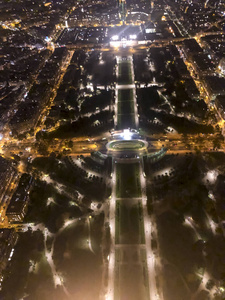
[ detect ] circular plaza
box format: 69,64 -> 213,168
106,139 -> 148,156
107,139 -> 147,151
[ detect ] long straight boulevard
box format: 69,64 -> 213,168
107,51 -> 159,300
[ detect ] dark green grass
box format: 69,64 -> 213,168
116,163 -> 141,198
118,89 -> 133,102
118,61 -> 132,85
117,113 -> 136,129
115,200 -> 145,244
117,101 -> 134,115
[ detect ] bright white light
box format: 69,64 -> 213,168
205,170 -> 218,184
146,28 -> 156,33
129,34 -> 137,40
54,273 -> 62,286
45,36 -> 51,42
111,35 -> 119,41
0,134 -> 3,141
47,197 -> 54,206
110,41 -> 120,47
121,129 -> 132,140
86,84 -> 94,91
208,193 -> 215,201
64,219 -> 74,228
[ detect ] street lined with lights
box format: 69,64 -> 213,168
106,47 -> 160,300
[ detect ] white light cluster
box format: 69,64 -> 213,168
111,35 -> 119,41
121,129 -> 133,140
129,34 -> 137,40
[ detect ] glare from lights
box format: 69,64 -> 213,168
45,36 -> 51,42
146,28 -> 156,33
111,35 -> 119,41
129,34 -> 137,40
121,129 -> 133,140
206,170 -> 218,184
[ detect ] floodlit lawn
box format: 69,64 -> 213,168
116,163 -> 141,198
114,248 -> 149,300
118,61 -> 132,85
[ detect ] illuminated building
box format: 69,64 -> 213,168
219,58 -> 225,75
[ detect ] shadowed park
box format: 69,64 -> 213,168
114,248 -> 149,300
116,163 -> 141,198
115,199 -> 145,244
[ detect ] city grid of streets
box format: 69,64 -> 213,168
0,0 -> 225,299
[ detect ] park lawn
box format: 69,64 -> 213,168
117,88 -> 136,130
114,248 -> 150,300
115,200 -> 145,244
118,61 -> 132,85
117,112 -> 136,130
156,210 -> 199,299
117,100 -> 134,115
118,89 -> 133,102
116,163 -> 141,198
53,219 -> 103,300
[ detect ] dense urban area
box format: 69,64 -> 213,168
0,0 -> 225,299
